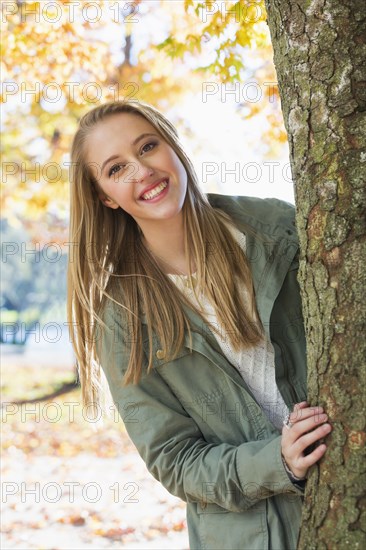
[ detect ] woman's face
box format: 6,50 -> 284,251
85,112 -> 188,231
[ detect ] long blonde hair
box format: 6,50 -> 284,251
67,100 -> 264,410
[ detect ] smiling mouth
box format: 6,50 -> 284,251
140,179 -> 168,200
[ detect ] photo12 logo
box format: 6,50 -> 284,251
202,82 -> 278,104
196,1 -> 264,24
1,1 -> 140,24
1,481 -> 139,504
1,81 -> 140,104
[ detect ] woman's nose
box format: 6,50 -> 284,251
133,160 -> 154,182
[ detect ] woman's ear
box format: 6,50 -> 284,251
100,195 -> 119,209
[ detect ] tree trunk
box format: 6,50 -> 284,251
264,0 -> 366,547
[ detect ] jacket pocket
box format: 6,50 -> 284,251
196,502 -> 230,515
196,501 -> 267,550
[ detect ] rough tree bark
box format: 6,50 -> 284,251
264,0 -> 366,548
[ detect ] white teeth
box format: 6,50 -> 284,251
141,180 -> 168,200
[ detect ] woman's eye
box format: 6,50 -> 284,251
141,141 -> 157,154
108,142 -> 157,176
109,164 -> 124,177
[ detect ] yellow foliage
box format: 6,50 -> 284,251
2,0 -> 285,236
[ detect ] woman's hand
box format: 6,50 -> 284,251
281,401 -> 332,480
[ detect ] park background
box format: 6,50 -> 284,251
1,1 -> 294,548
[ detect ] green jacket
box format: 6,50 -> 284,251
99,194 -> 308,550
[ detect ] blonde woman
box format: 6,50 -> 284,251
68,100 -> 332,550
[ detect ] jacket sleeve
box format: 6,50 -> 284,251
98,304 -> 304,514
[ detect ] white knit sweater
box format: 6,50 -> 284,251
168,226 -> 289,431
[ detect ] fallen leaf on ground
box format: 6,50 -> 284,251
94,526 -> 135,540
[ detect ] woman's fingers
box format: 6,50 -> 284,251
284,417 -> 330,455
296,412 -> 328,432
289,405 -> 324,425
290,442 -> 328,476
293,401 -> 308,411
299,443 -> 327,469
284,412 -> 328,444
289,442 -> 328,477
293,422 -> 332,454
281,404 -> 332,479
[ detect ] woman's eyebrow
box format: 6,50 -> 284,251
101,133 -> 158,174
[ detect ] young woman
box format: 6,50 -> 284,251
67,100 -> 332,550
